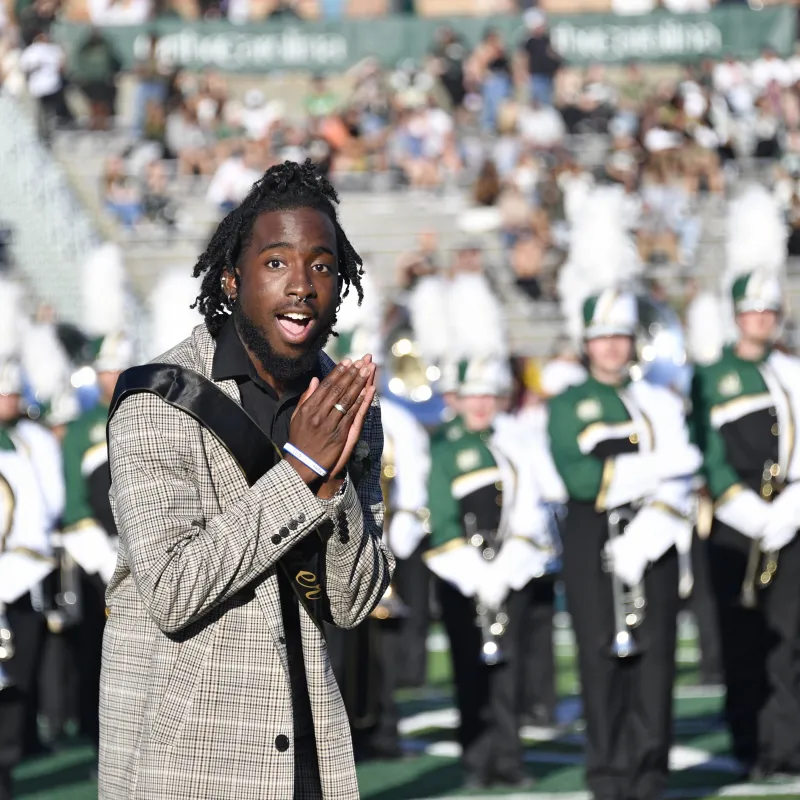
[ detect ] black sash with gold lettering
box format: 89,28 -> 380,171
107,363 -> 331,629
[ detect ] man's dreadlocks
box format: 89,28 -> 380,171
192,159 -> 364,337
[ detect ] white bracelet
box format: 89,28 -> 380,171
283,443 -> 328,478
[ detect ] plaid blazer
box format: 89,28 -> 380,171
98,323 -> 392,800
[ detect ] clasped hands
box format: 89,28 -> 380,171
284,355 -> 377,499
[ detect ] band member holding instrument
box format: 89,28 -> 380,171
59,333 -> 132,750
691,266 -> 800,778
425,357 -> 552,790
100,161 -> 392,800
0,360 -> 64,800
548,290 -> 699,800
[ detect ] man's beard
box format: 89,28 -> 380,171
234,304 -> 334,383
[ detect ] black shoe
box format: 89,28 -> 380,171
495,768 -> 536,789
462,773 -> 490,791
0,769 -> 12,800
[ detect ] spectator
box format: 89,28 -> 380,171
304,73 -> 338,119
102,156 -> 143,229
132,34 -> 171,136
473,158 -> 501,206
430,26 -> 466,110
141,160 -> 177,230
517,9 -> 561,108
751,46 -> 793,94
88,0 -> 151,24
165,98 -> 214,174
240,88 -> 281,141
510,233 -> 545,300
469,28 -> 512,134
19,29 -> 73,142
71,28 -> 122,131
206,139 -> 265,213
518,97 -> 566,149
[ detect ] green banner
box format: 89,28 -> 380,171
53,6 -> 797,73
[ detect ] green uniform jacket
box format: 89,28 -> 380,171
690,346 -> 779,503
62,402 -> 115,535
427,418 -> 503,552
547,376 -> 638,507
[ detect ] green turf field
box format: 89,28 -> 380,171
12,619 -> 800,800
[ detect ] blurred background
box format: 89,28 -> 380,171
3,0 -> 800,796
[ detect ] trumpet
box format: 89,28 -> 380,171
45,538 -> 83,634
0,602 -> 14,691
464,512 -> 508,666
604,507 -> 646,659
740,460 -> 782,609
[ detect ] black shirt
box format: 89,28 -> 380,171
211,317 -> 317,740
521,33 -> 561,77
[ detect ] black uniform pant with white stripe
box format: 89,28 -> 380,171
561,505 -> 679,800
392,541 -> 430,689
708,523 -> 800,773
438,578 -> 534,781
0,594 -> 46,798
520,577 -> 557,724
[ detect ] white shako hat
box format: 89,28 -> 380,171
0,359 -> 23,396
457,357 -> 512,398
582,289 -> 638,340
724,184 -> 786,320
93,332 -> 134,373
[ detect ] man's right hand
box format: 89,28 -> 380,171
285,356 -> 376,486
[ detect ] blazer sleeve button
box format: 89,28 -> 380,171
275,735 -> 290,752
297,513 -> 306,523
279,527 -> 290,536
271,534 -> 282,545
288,520 -> 298,530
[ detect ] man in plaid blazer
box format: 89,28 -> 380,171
99,162 -> 393,800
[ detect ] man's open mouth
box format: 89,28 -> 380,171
275,311 -> 315,344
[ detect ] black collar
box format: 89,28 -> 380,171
211,317 -> 321,400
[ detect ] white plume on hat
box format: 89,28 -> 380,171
723,184 -> 787,339
20,320 -> 72,404
334,268 -> 383,362
147,268 -> 203,359
0,277 -> 27,359
724,184 -> 786,286
82,242 -> 128,337
540,358 -> 587,397
408,274 -> 452,364
447,273 -> 508,362
685,292 -> 726,366
557,185 -> 643,345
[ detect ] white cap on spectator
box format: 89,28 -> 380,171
244,89 -> 265,109
524,8 -> 547,29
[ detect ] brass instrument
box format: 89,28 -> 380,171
0,602 -> 14,691
740,460 -> 781,609
604,508 -> 646,659
45,537 -> 83,633
370,434 -> 411,621
464,512 -> 508,666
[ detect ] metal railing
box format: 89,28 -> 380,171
0,94 -> 99,326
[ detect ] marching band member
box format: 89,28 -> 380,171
548,291 -> 699,800
59,333 -> 132,749
425,358 -> 553,790
0,360 -> 64,800
690,187 -> 800,777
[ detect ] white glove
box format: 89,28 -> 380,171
475,563 -> 509,611
425,543 -> 488,597
604,506 -> 681,587
761,524 -> 796,553
655,445 -> 702,482
388,511 -> 425,560
604,535 -> 649,588
715,488 -> 771,539
492,536 -> 552,592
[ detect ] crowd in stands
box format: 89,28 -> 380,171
3,0 -> 800,310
